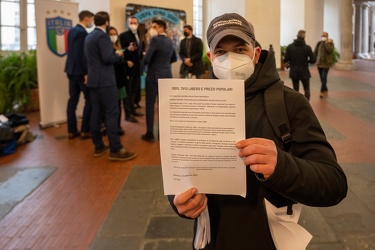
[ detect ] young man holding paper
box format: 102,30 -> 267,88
168,13 -> 347,249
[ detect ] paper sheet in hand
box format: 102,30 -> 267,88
158,79 -> 246,197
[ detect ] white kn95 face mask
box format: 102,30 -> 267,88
212,52 -> 255,80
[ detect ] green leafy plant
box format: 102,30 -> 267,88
280,45 -> 287,61
280,45 -> 287,70
0,50 -> 37,114
333,47 -> 340,64
202,51 -> 211,71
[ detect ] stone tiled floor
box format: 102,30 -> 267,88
0,60 -> 374,249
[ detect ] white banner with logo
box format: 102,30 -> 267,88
35,0 -> 79,128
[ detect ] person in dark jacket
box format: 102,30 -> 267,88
314,32 -> 335,98
64,10 -> 94,140
108,26 -> 134,136
284,30 -> 316,100
141,19 -> 177,142
179,25 -> 205,79
168,13 -> 347,249
84,11 -> 136,161
118,16 -> 144,121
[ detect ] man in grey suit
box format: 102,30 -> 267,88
64,10 -> 94,140
84,11 -> 136,161
141,19 -> 177,142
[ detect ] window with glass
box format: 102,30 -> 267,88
0,0 -> 35,51
193,0 -> 203,39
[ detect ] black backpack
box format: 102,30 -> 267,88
264,80 -> 295,215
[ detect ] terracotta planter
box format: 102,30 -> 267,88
27,88 -> 40,112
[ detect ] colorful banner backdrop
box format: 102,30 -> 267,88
35,0 -> 78,128
125,4 -> 186,50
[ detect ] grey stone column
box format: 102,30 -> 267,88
335,0 -> 355,70
354,1 -> 363,58
361,2 -> 370,58
370,5 -> 375,57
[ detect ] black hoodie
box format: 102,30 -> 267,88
170,50 -> 347,250
284,38 -> 316,80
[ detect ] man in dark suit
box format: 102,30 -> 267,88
179,25 -> 205,79
118,16 -> 144,122
84,11 -> 136,161
141,19 -> 177,142
65,10 -> 94,140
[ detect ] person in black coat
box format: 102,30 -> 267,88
284,30 -> 316,100
118,16 -> 144,121
179,25 -> 205,79
64,10 -> 94,139
168,13 -> 347,249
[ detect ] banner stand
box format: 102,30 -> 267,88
35,0 -> 79,129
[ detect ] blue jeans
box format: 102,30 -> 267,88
317,67 -> 330,92
292,78 -> 310,100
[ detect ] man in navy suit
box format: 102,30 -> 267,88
141,19 -> 177,142
65,10 -> 94,140
84,11 -> 137,161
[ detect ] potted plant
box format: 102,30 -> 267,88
280,45 -> 287,70
201,51 -> 211,79
0,50 -> 38,114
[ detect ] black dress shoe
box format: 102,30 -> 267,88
80,132 -> 91,140
125,116 -> 138,123
132,111 -> 144,117
118,128 -> 125,136
141,132 -> 155,142
68,132 -> 80,139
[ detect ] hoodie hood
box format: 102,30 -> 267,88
292,38 -> 306,47
244,50 -> 280,97
209,50 -> 280,96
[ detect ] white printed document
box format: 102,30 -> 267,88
158,79 -> 246,197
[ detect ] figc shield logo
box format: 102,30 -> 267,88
46,17 -> 72,57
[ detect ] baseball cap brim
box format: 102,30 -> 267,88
210,29 -> 253,51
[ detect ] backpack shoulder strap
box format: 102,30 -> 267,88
264,81 -> 292,152
264,81 -> 295,214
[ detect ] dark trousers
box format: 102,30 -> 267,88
145,77 -> 158,134
90,86 -> 122,153
292,78 -> 310,100
67,75 -> 91,133
132,73 -> 142,105
118,99 -> 124,128
124,76 -> 137,117
179,67 -> 202,79
318,67 -> 330,92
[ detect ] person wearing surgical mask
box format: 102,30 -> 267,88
108,26 -> 133,136
168,13 -> 347,250
179,25 -> 205,79
119,17 -> 145,122
314,31 -> 334,98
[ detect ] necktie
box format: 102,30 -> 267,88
134,32 -> 140,45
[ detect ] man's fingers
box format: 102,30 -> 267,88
174,188 -> 197,205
